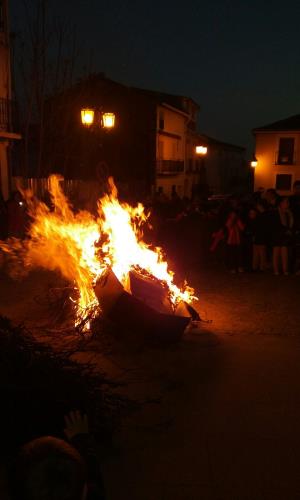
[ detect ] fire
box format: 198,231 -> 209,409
0,175 -> 196,329
100,178 -> 195,305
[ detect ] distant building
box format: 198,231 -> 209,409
155,96 -> 199,198
30,74 -> 204,199
20,73 -> 246,199
193,134 -> 247,195
0,0 -> 21,200
253,114 -> 300,194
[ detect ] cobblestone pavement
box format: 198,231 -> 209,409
1,265 -> 300,499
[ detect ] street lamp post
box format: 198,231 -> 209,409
80,107 -> 116,181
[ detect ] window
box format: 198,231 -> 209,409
276,174 -> 292,191
159,111 -> 164,130
158,141 -> 164,159
0,2 -> 3,32
277,138 -> 295,165
172,141 -> 177,159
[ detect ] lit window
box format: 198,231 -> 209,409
277,138 -> 294,165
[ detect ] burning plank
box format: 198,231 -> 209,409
94,269 -> 190,342
129,269 -> 173,314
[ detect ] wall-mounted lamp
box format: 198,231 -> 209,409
251,156 -> 258,168
195,145 -> 208,156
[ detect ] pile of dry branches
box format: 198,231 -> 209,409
0,316 -> 136,460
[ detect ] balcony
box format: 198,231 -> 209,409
0,98 -> 20,134
156,159 -> 184,175
275,151 -> 296,165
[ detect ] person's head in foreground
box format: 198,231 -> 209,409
11,436 -> 87,500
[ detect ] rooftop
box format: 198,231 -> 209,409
198,133 -> 245,152
53,73 -> 199,115
253,114 -> 300,132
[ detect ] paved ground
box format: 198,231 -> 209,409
1,260 -> 300,499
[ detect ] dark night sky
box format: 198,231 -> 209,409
10,0 -> 300,155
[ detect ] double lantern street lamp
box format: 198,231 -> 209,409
80,108 -> 115,175
81,108 -> 116,130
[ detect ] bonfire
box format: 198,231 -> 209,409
0,176 -> 197,333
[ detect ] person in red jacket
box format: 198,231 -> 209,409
225,210 -> 245,273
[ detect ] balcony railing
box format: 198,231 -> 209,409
0,98 -> 19,133
275,151 -> 297,165
156,159 -> 184,174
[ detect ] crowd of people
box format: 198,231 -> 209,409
142,181 -> 300,276
1,182 -> 300,277
209,182 -> 300,275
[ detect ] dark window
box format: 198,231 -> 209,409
277,138 -> 295,164
159,112 -> 164,130
0,1 -> 5,32
276,174 -> 292,191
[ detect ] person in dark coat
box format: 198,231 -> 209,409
289,180 -> 300,273
242,207 -> 257,272
270,197 -> 293,275
252,200 -> 269,271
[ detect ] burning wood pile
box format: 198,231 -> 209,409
0,176 -> 199,341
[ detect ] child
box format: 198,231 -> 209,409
225,210 -> 245,273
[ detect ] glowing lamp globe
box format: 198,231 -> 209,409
102,112 -> 115,129
196,145 -> 208,155
251,159 -> 258,168
81,108 -> 94,126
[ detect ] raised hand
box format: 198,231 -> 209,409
64,410 -> 89,440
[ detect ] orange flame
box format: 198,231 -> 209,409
1,175 -> 196,328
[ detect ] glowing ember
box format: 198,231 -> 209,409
0,175 -> 197,329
